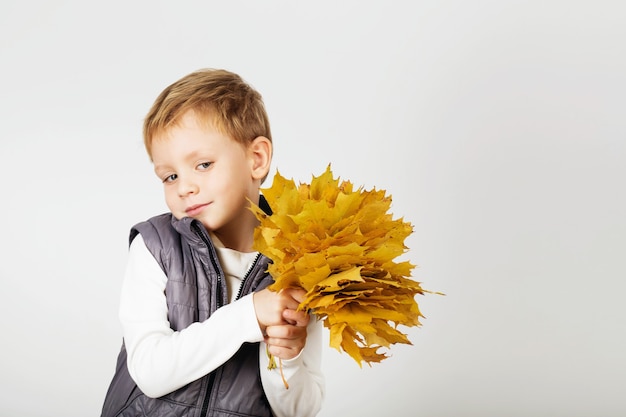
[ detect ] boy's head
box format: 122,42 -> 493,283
145,69 -> 274,249
143,68 -> 272,161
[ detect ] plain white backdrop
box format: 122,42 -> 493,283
1,1 -> 625,416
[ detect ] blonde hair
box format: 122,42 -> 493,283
143,68 -> 272,159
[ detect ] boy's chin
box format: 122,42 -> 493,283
172,212 -> 199,223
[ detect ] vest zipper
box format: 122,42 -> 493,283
191,222 -> 227,308
191,222 -> 226,417
200,372 -> 215,417
200,252 -> 260,416
235,252 -> 262,301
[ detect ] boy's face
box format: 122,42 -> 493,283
151,110 -> 269,247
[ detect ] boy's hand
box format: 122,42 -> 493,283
253,287 -> 306,333
253,288 -> 311,359
265,312 -> 310,360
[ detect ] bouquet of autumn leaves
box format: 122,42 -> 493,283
251,165 -> 433,369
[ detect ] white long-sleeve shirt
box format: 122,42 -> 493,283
119,234 -> 325,417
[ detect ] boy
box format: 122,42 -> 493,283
101,69 -> 325,417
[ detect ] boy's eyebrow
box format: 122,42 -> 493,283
153,165 -> 170,178
153,150 -> 212,173
153,159 -> 178,175
152,160 -> 172,171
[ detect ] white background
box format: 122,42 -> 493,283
1,1 -> 625,416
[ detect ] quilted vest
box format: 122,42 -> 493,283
101,199 -> 274,417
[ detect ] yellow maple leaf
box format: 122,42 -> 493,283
251,165 -> 441,367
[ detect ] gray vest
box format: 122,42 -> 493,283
101,205 -> 274,417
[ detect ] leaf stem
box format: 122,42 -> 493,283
266,345 -> 289,389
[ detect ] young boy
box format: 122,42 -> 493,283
101,69 -> 325,417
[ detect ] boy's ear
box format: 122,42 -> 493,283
248,136 -> 272,180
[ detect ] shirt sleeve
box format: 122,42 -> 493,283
260,315 -> 326,417
119,234 -> 265,398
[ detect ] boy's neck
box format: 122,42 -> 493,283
211,214 -> 259,253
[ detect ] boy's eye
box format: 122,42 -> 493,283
163,173 -> 178,183
197,162 -> 212,170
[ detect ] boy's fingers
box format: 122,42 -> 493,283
265,325 -> 307,360
265,323 -> 307,340
266,343 -> 303,360
282,287 -> 307,304
282,309 -> 310,327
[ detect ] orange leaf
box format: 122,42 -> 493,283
251,165 -> 443,366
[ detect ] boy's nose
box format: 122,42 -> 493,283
177,177 -> 199,197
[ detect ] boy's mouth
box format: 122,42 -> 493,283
185,203 -> 209,216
